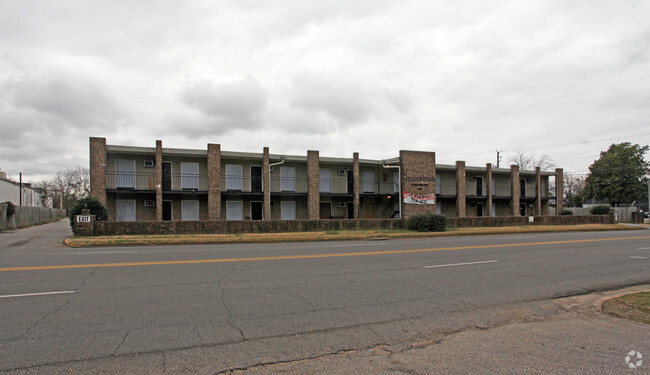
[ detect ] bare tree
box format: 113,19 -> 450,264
564,173 -> 586,207
34,167 -> 90,209
507,149 -> 555,171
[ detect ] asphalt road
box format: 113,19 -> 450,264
0,221 -> 648,374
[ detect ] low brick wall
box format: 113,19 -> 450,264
79,214 -> 614,236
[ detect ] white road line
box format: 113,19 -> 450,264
423,260 -> 498,269
638,247 -> 650,250
60,251 -> 139,255
0,291 -> 76,299
499,236 -> 536,239
629,256 -> 648,259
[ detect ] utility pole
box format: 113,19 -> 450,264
19,173 -> 22,206
496,150 -> 502,168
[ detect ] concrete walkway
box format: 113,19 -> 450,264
0,219 -> 72,250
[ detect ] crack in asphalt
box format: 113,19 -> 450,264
217,262 -> 245,341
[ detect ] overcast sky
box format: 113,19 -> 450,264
1,0 -> 649,182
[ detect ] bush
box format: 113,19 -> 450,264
407,213 -> 448,232
590,205 -> 612,215
560,209 -> 573,215
2,201 -> 16,218
69,197 -> 108,227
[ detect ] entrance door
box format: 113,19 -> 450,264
162,162 -> 172,191
251,166 -> 262,192
251,201 -> 263,220
347,170 -> 354,193
520,203 -> 526,216
476,176 -> 483,196
520,178 -> 526,197
162,200 -> 172,221
319,202 -> 331,219
347,202 -> 354,219
476,202 -> 483,217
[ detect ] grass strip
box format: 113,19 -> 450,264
601,292 -> 650,324
64,224 -> 636,247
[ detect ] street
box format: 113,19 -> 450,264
0,221 -> 649,374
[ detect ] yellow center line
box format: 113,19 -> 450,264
1,236 -> 648,273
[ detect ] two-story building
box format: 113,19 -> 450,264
89,138 -> 562,222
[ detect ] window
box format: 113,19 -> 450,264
116,160 -> 135,188
280,167 -> 296,192
226,201 -> 243,221
281,201 -> 296,220
362,171 -> 375,193
181,200 -> 199,221
116,200 -> 136,221
226,164 -> 243,191
181,162 -> 199,190
319,168 -> 331,193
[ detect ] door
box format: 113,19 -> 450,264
319,202 -> 331,219
319,168 -> 331,193
226,164 -> 243,191
116,200 -> 136,221
251,166 -> 262,192
162,162 -> 172,191
520,203 -> 526,216
251,201 -> 263,220
347,170 -> 354,193
162,200 -> 172,221
520,178 -> 526,197
347,202 -> 354,219
116,160 -> 135,188
226,201 -> 243,220
280,167 -> 296,192
181,200 -> 199,221
281,201 -> 296,220
362,171 -> 375,193
476,202 -> 483,217
476,176 -> 483,196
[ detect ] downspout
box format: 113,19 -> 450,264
269,156 -> 286,189
382,161 -> 401,219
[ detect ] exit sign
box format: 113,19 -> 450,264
76,215 -> 91,223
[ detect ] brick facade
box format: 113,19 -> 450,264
399,150 -> 436,219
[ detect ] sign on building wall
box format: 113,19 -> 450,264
403,192 -> 435,205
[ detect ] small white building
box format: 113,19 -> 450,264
0,171 -> 48,207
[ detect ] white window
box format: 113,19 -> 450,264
225,164 -> 243,191
393,171 -> 400,193
181,162 -> 199,189
181,200 -> 199,221
226,201 -> 243,221
116,159 -> 135,188
280,167 -> 296,192
319,168 -> 331,192
281,201 -> 296,220
116,200 -> 136,221
436,174 -> 441,194
362,171 -> 375,193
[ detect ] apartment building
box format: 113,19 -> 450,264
89,138 -> 562,222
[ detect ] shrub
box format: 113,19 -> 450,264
560,209 -> 573,215
407,213 -> 448,232
590,205 -> 611,215
69,197 -> 108,227
2,201 -> 16,218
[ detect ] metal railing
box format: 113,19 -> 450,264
165,174 -> 208,191
221,176 -> 263,193
319,178 -> 352,194
270,178 -> 308,193
106,172 -> 156,190
437,183 -> 456,195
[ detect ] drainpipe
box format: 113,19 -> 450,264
269,156 -> 286,190
382,161 -> 401,219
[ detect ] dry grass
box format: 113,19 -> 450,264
64,224 -> 635,247
601,292 -> 650,324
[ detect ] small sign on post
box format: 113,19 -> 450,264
76,215 -> 91,223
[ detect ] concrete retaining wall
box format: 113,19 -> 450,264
550,207 -> 637,223
0,203 -> 67,231
77,214 -> 613,236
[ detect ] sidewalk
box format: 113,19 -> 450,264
0,219 -> 72,250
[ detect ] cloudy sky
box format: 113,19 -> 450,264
1,0 -> 649,182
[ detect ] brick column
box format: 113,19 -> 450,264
455,161 -> 466,217
155,140 -> 163,221
263,147 -> 271,220
399,150 -> 436,219
555,168 -> 564,215
535,167 -> 542,215
511,165 -> 520,216
207,143 -> 221,220
307,150 -> 320,220
486,163 -> 493,217
89,137 -> 107,208
353,152 -> 360,219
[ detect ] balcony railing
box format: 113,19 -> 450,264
270,178 -> 308,193
319,178 -> 352,194
164,174 -> 208,191
107,172 -> 156,190
493,186 -> 511,196
437,183 -> 456,195
221,176 -> 263,193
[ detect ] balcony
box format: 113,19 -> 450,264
221,176 -> 263,193
164,174 -> 208,192
106,172 -> 156,191
361,180 -> 401,195
319,178 -> 352,194
270,178 -> 308,193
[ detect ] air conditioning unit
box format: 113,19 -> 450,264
337,169 -> 346,175
470,176 -> 476,181
338,202 -> 346,208
527,178 -> 534,183
144,160 -> 154,168
144,200 -> 155,207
